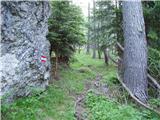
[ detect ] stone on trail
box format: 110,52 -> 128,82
0,1 -> 51,103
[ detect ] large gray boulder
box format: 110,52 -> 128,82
0,1 -> 51,102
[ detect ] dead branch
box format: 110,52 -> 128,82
108,53 -> 119,65
116,42 -> 124,51
116,42 -> 160,90
147,74 -> 160,90
116,73 -> 160,116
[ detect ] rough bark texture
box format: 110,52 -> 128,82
92,0 -> 96,59
122,1 -> 148,103
92,44 -> 96,59
104,49 -> 109,65
98,49 -> 101,59
0,1 -> 51,103
86,2 -> 90,54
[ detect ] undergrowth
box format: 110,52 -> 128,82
1,86 -> 75,120
85,92 -> 160,120
1,52 -> 160,120
1,52 -> 102,120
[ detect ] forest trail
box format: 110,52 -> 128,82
70,53 -> 160,120
74,74 -> 103,120
2,1 -> 160,120
55,52 -> 118,120
2,52 -> 160,120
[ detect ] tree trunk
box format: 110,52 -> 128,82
122,1 -> 148,103
104,49 -> 109,65
86,2 -> 90,54
78,46 -> 81,54
97,38 -> 101,59
97,21 -> 101,59
122,0 -> 148,103
92,0 -> 96,59
98,50 -> 101,59
54,53 -> 59,80
92,44 -> 96,59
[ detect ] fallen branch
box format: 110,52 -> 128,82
147,74 -> 160,90
108,53 -> 119,65
116,42 -> 160,90
116,42 -> 124,51
117,73 -> 160,116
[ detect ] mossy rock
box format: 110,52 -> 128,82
78,67 -> 92,73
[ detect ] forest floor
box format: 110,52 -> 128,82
1,52 -> 160,120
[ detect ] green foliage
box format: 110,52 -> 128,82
148,30 -> 158,41
1,52 -> 99,120
143,1 -> 160,50
85,92 -> 160,120
78,67 -> 92,73
1,86 -> 74,120
110,2 -> 123,44
149,98 -> 160,109
148,47 -> 160,80
47,1 -> 85,62
102,75 -> 118,86
142,2 -> 160,99
89,1 -> 116,52
71,52 -> 104,69
1,52 -> 160,120
2,52 -> 160,120
85,92 -> 142,120
0,52 -> 109,120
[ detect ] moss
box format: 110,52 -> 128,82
78,67 -> 92,73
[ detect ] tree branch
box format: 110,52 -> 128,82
117,73 -> 160,116
147,74 -> 160,90
116,42 -> 160,90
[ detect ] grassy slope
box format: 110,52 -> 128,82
1,52 -> 160,120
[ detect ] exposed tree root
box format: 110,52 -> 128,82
115,42 -> 160,90
147,74 -> 160,90
117,73 -> 160,116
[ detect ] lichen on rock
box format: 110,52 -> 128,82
0,1 -> 51,102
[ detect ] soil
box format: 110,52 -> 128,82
74,74 -> 109,120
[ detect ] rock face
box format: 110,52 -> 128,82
0,1 -> 51,102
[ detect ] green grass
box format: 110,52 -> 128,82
1,52 -> 102,120
1,52 -> 160,120
85,92 -> 160,120
1,86 -> 75,120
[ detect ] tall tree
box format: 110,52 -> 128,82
92,0 -> 96,59
86,2 -> 90,54
143,1 -> 160,81
47,1 -> 85,79
94,1 -> 115,63
122,1 -> 148,103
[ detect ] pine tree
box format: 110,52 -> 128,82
122,1 -> 148,103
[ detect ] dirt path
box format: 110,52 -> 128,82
74,74 -> 109,120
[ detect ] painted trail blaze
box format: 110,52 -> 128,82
41,55 -> 47,63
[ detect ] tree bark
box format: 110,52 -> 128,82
122,1 -> 148,103
92,0 -> 96,59
115,0 -> 123,73
104,49 -> 109,65
78,46 -> 81,54
92,44 -> 96,59
54,53 -> 59,80
86,2 -> 90,54
97,21 -> 101,59
98,49 -> 101,59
